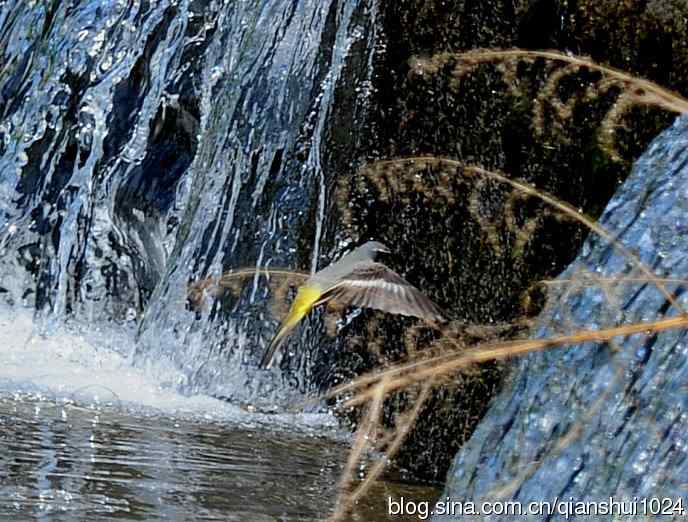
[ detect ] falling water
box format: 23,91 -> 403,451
0,0 -> 380,404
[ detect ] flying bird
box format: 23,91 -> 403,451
259,241 -> 446,369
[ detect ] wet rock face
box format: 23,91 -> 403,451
366,0 -> 688,331
435,116 -> 688,519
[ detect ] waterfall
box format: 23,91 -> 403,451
0,0 -> 381,405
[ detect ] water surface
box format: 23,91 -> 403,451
0,309 -> 439,521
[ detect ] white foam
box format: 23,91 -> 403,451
0,306 -> 338,432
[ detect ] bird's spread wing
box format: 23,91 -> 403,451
317,262 -> 446,322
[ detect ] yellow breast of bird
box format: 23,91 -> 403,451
292,285 -> 323,317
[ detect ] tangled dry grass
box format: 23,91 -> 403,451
189,48 -> 688,521
408,48 -> 688,161
326,48 -> 688,521
328,162 -> 688,520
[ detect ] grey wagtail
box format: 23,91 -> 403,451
259,241 -> 446,369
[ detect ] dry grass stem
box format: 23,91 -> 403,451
331,378 -> 387,521
543,276 -> 688,287
409,48 -> 688,158
410,48 -> 688,114
342,381 -> 434,514
186,267 -> 310,312
339,314 -> 688,408
361,156 -> 683,313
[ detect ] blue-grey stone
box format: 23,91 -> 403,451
436,116 -> 688,521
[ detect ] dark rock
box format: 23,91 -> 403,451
351,0 -> 688,482
435,116 -> 688,520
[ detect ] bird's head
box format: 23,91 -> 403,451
360,240 -> 392,257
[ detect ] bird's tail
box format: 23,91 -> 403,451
259,321 -> 295,369
259,285 -> 322,369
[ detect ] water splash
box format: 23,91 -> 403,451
0,0 -> 381,405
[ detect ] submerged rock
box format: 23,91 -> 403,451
436,117 -> 688,519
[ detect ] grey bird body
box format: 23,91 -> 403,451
259,241 -> 446,369
307,241 -> 388,290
